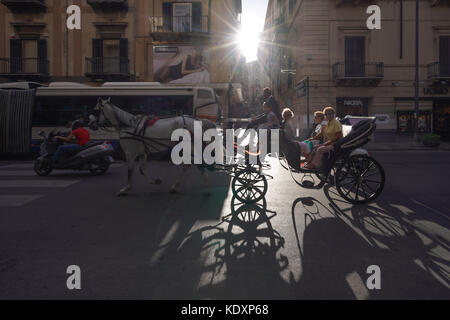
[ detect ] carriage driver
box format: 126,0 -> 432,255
53,121 -> 91,163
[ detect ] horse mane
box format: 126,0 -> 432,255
106,101 -> 141,127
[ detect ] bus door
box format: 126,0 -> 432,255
0,89 -> 35,154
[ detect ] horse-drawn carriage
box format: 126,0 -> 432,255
226,116 -> 385,205
90,98 -> 384,204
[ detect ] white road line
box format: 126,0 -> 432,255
1,163 -> 124,169
0,171 -> 39,177
0,195 -> 44,207
0,164 -> 34,169
345,271 -> 370,300
0,180 -> 80,188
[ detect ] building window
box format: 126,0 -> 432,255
163,2 -> 203,32
345,36 -> 365,77
9,38 -> 47,74
289,0 -> 296,16
440,36 -> 450,77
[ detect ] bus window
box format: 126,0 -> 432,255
150,96 -> 193,117
33,96 -> 96,126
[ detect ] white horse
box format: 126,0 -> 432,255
90,98 -> 218,196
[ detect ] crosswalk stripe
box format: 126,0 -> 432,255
0,164 -> 34,169
0,163 -> 124,169
0,180 -> 80,188
0,195 -> 44,207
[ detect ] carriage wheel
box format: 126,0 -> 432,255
335,155 -> 385,204
232,166 -> 268,204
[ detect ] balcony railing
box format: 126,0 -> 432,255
0,0 -> 46,11
427,62 -> 450,79
85,57 -> 130,79
333,62 -> 384,86
150,16 -> 210,33
87,0 -> 127,9
0,58 -> 49,76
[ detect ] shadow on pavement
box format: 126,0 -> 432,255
145,196 -> 294,299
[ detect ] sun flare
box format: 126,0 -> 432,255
238,15 -> 262,62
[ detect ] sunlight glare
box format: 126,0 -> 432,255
238,13 -> 262,62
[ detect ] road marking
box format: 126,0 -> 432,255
0,171 -> 39,177
411,199 -> 450,221
0,195 -> 44,207
345,271 -> 370,300
0,164 -> 34,169
0,180 -> 80,188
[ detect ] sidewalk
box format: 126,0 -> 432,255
367,132 -> 450,151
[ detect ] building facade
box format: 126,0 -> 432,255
260,0 -> 450,139
0,0 -> 244,87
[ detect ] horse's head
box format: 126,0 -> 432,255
89,98 -> 112,130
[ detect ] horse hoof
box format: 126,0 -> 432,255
154,179 -> 162,185
169,188 -> 178,194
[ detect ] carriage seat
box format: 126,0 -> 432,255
333,117 -> 377,152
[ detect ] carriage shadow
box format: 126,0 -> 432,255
144,196 -> 294,299
294,184 -> 450,299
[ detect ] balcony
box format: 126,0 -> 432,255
0,0 -> 46,11
333,62 -> 384,86
429,0 -> 450,7
85,57 -> 130,81
336,0 -> 376,6
149,16 -> 210,42
0,58 -> 49,80
87,0 -> 127,10
427,62 -> 450,80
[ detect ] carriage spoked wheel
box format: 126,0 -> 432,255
334,155 -> 385,204
232,166 -> 268,204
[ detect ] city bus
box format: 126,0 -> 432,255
0,81 -> 227,156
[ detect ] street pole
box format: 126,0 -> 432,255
306,76 -> 310,131
65,0 -> 69,79
414,0 -> 419,143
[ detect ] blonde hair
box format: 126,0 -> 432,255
282,108 -> 294,120
323,106 -> 336,114
314,111 -> 325,120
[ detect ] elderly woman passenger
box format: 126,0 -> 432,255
305,106 -> 343,170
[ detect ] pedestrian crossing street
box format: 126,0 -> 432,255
0,162 -> 124,207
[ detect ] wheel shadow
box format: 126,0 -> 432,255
144,196 -> 294,299
294,184 -> 450,299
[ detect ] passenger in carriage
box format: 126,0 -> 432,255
305,106 -> 343,170
283,108 -> 310,157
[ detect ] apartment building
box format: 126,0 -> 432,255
259,0 -> 450,139
0,0 -> 244,87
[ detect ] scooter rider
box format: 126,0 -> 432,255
53,121 -> 90,163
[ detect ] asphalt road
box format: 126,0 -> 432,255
0,151 -> 449,300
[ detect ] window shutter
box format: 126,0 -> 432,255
192,2 -> 202,32
92,39 -> 103,73
163,2 -> 173,31
38,39 -> 47,74
10,39 -> 22,73
440,36 -> 450,77
120,39 -> 129,74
